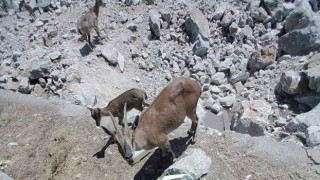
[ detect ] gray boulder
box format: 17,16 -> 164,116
280,71 -> 308,95
25,59 -> 52,80
240,100 -> 272,124
37,0 -> 51,8
304,53 -> 320,93
279,3 -> 320,55
184,8 -> 210,43
233,118 -> 267,136
307,148 -> 320,164
251,7 -> 268,22
296,103 -> 320,127
262,0 -> 284,22
306,126 -> 320,147
149,9 -> 161,38
163,148 -> 211,180
192,35 -> 209,57
212,2 -> 227,20
97,44 -> 118,65
18,77 -> 31,94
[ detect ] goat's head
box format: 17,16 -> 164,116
104,103 -> 139,165
87,107 -> 102,126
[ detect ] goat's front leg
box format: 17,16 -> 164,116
161,138 -> 175,162
118,114 -> 125,127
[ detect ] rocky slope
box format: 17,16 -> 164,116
1,0 -> 320,179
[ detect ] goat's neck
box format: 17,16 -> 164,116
99,107 -> 113,116
93,0 -> 100,17
133,129 -> 148,151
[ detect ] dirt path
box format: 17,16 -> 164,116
0,89 -> 318,179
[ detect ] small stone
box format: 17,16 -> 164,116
49,51 -> 62,61
7,142 -> 18,147
211,72 -> 226,85
219,95 -> 235,108
275,117 -> 287,127
38,78 -> 46,88
0,75 -> 8,83
133,77 -> 140,82
127,22 -> 137,32
117,52 -> 125,73
50,70 -> 60,81
210,86 -> 221,94
35,20 -> 44,27
211,103 -> 222,114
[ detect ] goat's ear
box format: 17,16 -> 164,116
101,126 -> 115,136
132,115 -> 139,130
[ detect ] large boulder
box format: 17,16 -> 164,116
163,148 -> 211,180
233,118 -> 267,136
306,126 -> 320,147
296,103 -> 320,127
149,9 -> 161,38
279,2 -> 320,56
280,71 -> 308,95
239,100 -> 272,123
184,8 -> 210,43
262,0 -> 284,21
304,53 -> 320,93
0,171 -> 14,180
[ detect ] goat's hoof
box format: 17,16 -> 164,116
187,129 -> 194,136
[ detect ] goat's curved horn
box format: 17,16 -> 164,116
107,111 -> 119,132
123,103 -> 128,127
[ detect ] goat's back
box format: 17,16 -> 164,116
139,77 -> 201,134
107,88 -> 146,111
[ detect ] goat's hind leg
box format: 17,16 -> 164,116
187,112 -> 198,144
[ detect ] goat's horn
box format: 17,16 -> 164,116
123,103 -> 128,127
93,95 -> 97,106
107,111 -> 119,132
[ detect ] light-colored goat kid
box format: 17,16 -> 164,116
77,0 -> 103,49
87,88 -> 149,127
104,77 -> 201,165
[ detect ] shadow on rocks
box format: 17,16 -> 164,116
134,136 -> 192,180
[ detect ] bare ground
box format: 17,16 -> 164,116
0,89 -> 319,180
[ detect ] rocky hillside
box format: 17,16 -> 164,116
1,0 -> 320,179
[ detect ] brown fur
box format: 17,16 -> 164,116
106,77 -> 201,164
76,0 -> 102,49
87,88 -> 149,127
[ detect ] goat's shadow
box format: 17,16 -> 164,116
93,137 -> 115,158
134,136 -> 192,180
79,37 -> 102,57
80,43 -> 94,57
